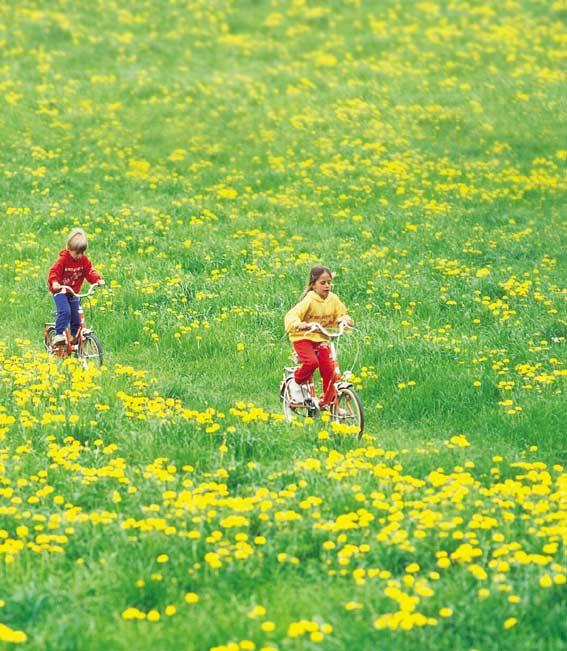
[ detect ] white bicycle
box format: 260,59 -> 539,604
280,322 -> 364,435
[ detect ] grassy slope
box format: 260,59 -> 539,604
0,0 -> 565,649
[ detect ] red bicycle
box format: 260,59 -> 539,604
44,283 -> 104,366
280,321 -> 364,435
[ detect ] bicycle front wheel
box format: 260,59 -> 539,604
78,333 -> 103,366
332,386 -> 364,436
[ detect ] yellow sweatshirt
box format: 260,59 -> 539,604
284,291 -> 349,343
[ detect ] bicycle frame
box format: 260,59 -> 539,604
286,321 -> 354,409
281,319 -> 363,433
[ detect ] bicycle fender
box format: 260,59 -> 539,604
336,380 -> 354,391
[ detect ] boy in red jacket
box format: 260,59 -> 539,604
47,228 -> 105,344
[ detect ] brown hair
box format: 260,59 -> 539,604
67,228 -> 88,253
300,264 -> 332,299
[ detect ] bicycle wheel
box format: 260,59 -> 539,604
332,386 -> 364,435
282,378 -> 316,423
78,333 -> 103,366
44,326 -> 57,352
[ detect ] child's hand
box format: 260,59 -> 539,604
97,279 -> 105,287
340,316 -> 354,327
296,322 -> 310,330
52,281 -> 62,291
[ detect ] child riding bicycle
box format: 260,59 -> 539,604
47,228 -> 105,345
284,264 -> 353,408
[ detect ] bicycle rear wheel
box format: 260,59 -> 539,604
332,386 -> 364,435
78,333 -> 103,366
282,378 -> 316,423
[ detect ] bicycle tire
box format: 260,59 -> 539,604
78,333 -> 103,366
332,386 -> 364,436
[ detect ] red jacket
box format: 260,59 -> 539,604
47,249 -> 102,294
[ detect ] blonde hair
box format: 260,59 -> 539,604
300,264 -> 332,299
67,228 -> 88,253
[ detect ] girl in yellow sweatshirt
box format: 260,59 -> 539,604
284,265 -> 353,406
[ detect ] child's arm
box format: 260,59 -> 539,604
284,295 -> 312,332
334,296 -> 354,326
47,257 -> 64,291
84,257 -> 103,285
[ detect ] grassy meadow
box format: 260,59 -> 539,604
0,0 -> 566,648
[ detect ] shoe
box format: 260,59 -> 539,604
52,334 -> 66,345
287,379 -> 307,404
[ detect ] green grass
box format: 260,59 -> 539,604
0,0 -> 565,649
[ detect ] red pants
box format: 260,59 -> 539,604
293,340 -> 337,405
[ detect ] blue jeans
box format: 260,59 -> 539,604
54,293 -> 81,336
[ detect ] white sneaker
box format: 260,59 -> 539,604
52,334 -> 66,345
288,379 -> 307,403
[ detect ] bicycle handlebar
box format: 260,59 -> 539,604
54,283 -> 101,299
305,320 -> 353,338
